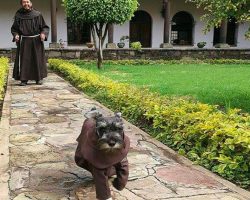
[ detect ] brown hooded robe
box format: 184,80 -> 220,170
75,118 -> 130,200
11,8 -> 49,81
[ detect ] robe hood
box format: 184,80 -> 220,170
15,8 -> 40,19
76,118 -> 130,169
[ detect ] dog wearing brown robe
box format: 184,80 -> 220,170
75,108 -> 130,200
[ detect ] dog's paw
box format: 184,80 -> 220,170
112,178 -> 124,191
112,178 -> 119,190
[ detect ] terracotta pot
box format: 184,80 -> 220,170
86,42 -> 94,48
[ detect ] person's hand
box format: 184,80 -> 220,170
15,35 -> 19,42
40,33 -> 46,41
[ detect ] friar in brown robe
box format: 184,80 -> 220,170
11,0 -> 49,85
75,117 -> 130,200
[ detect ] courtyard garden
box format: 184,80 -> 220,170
72,59 -> 250,113
49,58 -> 250,189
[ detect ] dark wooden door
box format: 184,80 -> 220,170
130,11 -> 152,47
227,18 -> 237,46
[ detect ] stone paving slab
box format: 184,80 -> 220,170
0,68 -> 250,200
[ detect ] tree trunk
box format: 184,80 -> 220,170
92,23 -> 109,69
97,24 -> 103,69
97,36 -> 103,69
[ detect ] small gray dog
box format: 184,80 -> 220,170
75,108 -> 130,200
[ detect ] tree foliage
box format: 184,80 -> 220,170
188,0 -> 250,38
63,0 -> 138,24
62,0 -> 138,68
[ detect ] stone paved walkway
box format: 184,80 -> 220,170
0,68 -> 250,200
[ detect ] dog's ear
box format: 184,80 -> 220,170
113,112 -> 124,130
84,107 -> 103,119
115,112 -> 122,118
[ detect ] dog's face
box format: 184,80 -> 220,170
96,113 -> 124,153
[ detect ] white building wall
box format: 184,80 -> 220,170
56,1 -> 68,46
237,23 -> 250,48
113,0 -> 215,48
114,0 -> 164,48
170,0 -> 214,47
0,0 -> 249,49
114,23 -> 130,48
0,1 -> 21,48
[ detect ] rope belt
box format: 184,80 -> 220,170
19,34 -> 40,77
21,34 -> 40,38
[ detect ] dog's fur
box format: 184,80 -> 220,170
75,108 -> 130,200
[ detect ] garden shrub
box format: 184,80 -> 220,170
49,58 -> 250,188
130,41 -> 142,51
0,57 -> 9,101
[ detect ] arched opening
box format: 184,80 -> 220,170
130,10 -> 152,47
67,18 -> 91,45
213,18 -> 238,46
171,11 -> 194,45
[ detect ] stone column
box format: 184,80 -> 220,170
220,20 -> 228,44
49,0 -> 59,48
161,0 -> 172,48
108,24 -> 114,43
106,24 -> 116,48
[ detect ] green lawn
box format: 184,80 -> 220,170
74,62 -> 250,113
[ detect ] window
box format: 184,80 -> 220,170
67,18 -> 91,45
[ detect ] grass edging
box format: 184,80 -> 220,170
49,58 -> 250,189
71,58 -> 250,66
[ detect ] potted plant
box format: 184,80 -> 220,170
86,42 -> 94,48
117,35 -> 129,48
197,41 -> 206,48
130,41 -> 142,51
59,39 -> 66,48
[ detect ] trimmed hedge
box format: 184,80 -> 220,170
49,58 -> 250,188
0,57 -> 9,101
